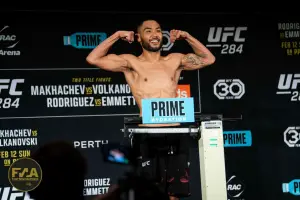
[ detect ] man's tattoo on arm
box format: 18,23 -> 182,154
183,54 -> 205,66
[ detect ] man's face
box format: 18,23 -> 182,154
138,20 -> 163,52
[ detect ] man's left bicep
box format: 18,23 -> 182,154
181,53 -> 212,70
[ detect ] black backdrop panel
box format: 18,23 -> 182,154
0,11 -> 300,200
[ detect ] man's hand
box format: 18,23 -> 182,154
119,31 -> 135,43
170,29 -> 189,43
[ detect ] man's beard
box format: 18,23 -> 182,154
141,39 -> 163,52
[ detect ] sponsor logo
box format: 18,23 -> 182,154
63,32 -> 107,49
214,79 -> 245,100
162,31 -> 174,51
223,130 -> 252,147
227,175 -> 245,200
176,84 -> 191,98
0,25 -> 21,56
282,179 -> 300,196
284,126 -> 300,147
207,26 -> 247,54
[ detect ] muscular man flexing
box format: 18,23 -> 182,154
86,19 -> 215,199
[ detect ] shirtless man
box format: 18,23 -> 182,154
86,19 -> 215,200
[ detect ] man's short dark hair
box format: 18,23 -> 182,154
136,19 -> 161,33
28,141 -> 87,200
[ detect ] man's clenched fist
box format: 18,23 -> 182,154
119,31 -> 135,43
170,29 -> 189,43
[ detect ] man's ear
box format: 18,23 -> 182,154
135,33 -> 141,42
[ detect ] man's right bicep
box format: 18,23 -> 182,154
86,54 -> 129,72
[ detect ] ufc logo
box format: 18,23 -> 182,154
278,74 -> 300,90
0,187 -> 33,200
208,27 -> 247,43
142,161 -> 150,167
0,79 -> 24,95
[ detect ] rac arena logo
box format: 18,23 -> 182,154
0,25 -> 21,56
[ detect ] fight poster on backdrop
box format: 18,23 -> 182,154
0,116 -> 129,200
0,68 -> 200,118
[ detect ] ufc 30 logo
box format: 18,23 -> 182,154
0,187 -> 32,200
214,79 -> 245,100
162,31 -> 174,51
207,27 -> 247,54
284,126 -> 300,147
0,79 -> 24,96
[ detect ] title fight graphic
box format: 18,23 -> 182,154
206,26 -> 247,54
284,126 -> 300,147
214,79 -> 245,100
227,175 -> 245,200
0,128 -> 38,167
0,25 -> 21,56
0,79 -> 24,109
223,130 -> 252,147
30,77 -> 136,108
276,74 -> 300,101
83,178 -> 110,196
282,179 -> 300,196
278,22 -> 300,56
63,32 -> 107,49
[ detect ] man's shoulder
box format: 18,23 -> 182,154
119,54 -> 137,60
165,52 -> 185,60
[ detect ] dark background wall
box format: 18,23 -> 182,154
0,8 -> 299,200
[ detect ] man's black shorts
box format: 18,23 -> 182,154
132,131 -> 191,198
